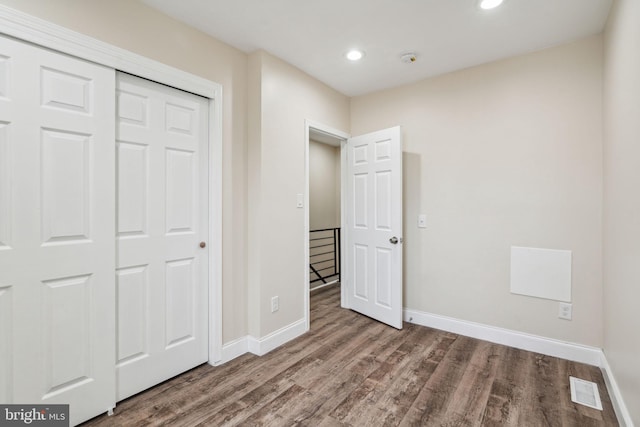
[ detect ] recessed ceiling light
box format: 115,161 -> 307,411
479,0 -> 504,10
345,49 -> 365,61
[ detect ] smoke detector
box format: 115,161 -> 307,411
401,52 -> 417,64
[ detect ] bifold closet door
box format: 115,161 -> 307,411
115,73 -> 209,401
0,35 -> 116,425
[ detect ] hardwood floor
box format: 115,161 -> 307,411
84,285 -> 619,426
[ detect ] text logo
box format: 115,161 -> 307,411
0,405 -> 69,426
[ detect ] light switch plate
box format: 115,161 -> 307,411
418,214 -> 427,228
296,193 -> 304,208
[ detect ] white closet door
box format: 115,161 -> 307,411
115,73 -> 209,401
0,36 -> 116,424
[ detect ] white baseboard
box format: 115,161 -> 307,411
403,308 -> 602,366
213,318 -> 308,365
211,336 -> 249,366
248,318 -> 307,356
215,318 -> 308,366
600,352 -> 635,427
215,310 -> 633,426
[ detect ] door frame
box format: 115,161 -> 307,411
0,5 -> 224,363
304,120 -> 350,330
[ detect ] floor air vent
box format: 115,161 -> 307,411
569,376 -> 603,410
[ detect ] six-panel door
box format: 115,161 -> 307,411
345,126 -> 403,329
0,35 -> 116,425
115,73 -> 209,401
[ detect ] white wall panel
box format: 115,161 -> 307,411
375,139 -> 391,161
353,144 -> 368,165
117,142 -> 148,238
116,266 -> 148,365
117,90 -> 148,126
0,54 -> 8,99
0,122 -> 10,249
166,102 -> 195,135
0,286 -> 11,403
510,246 -> 572,302
354,174 -> 368,228
165,148 -> 195,235
375,248 -> 392,308
375,171 -> 392,231
41,129 -> 90,244
41,67 -> 91,114
165,258 -> 195,348
354,244 -> 368,300
42,275 -> 92,399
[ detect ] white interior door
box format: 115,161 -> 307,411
115,73 -> 209,401
345,126 -> 403,329
0,36 -> 116,424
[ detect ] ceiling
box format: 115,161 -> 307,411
140,0 -> 612,97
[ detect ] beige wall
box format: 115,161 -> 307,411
0,0 -> 249,343
247,51 -> 349,337
309,140 -> 341,230
351,36 -> 604,347
604,0 -> 640,423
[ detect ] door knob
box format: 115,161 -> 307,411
199,242 -> 206,248
389,237 -> 399,244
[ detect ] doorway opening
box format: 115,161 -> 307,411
304,121 -> 350,331
304,122 -> 404,332
308,132 -> 341,291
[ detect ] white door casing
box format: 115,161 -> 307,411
115,73 -> 209,401
0,35 -> 116,424
345,126 -> 403,329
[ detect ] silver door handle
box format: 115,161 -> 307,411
390,237 -> 399,244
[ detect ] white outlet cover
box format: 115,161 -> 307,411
559,302 -> 572,320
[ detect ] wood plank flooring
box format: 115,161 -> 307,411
84,285 -> 619,426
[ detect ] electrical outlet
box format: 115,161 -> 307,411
271,296 -> 279,313
559,302 -> 572,320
